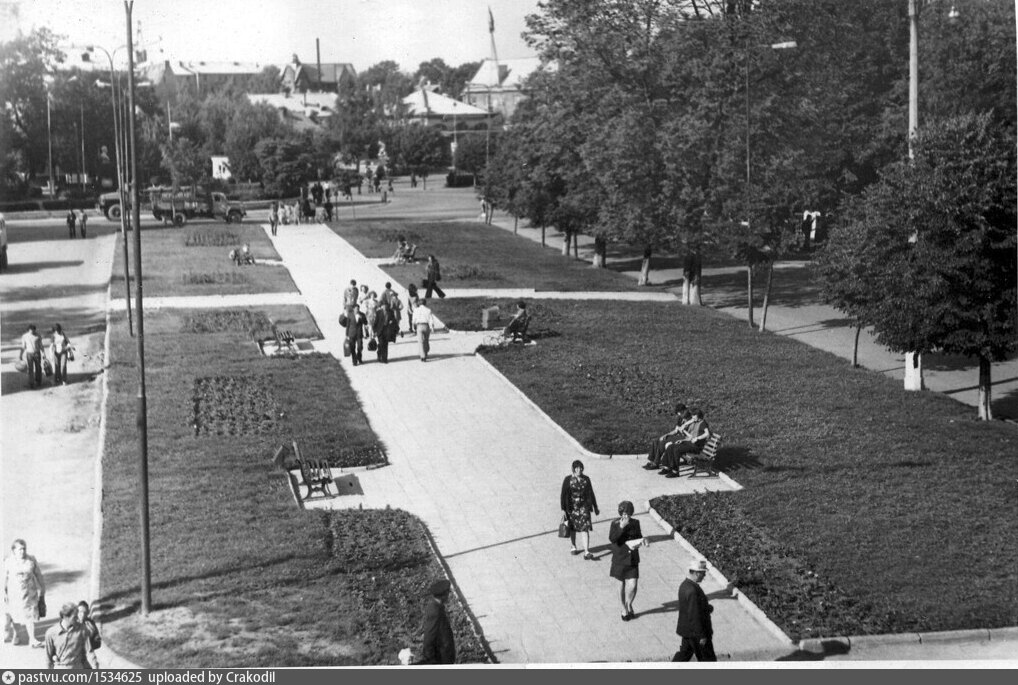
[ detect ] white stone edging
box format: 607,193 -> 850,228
645,503 -> 795,648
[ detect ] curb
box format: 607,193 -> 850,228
797,626 -> 1008,654
645,503 -> 795,649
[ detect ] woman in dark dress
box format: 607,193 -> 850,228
560,460 -> 599,560
609,501 -> 648,621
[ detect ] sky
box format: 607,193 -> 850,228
2,0 -> 542,72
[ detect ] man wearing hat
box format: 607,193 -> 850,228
673,559 -> 716,662
417,578 -> 455,665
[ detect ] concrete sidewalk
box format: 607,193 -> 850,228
266,222 -> 794,663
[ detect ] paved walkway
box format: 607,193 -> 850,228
1,235 -> 114,668
265,222 -> 792,662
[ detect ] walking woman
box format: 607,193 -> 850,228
3,539 -> 45,647
50,323 -> 72,386
423,254 -> 445,299
560,460 -> 600,560
609,501 -> 648,622
373,300 -> 393,363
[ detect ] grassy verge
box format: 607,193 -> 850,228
328,219 -> 653,292
109,223 -> 297,297
99,306 -> 488,665
436,296 -> 1018,639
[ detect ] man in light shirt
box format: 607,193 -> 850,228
44,602 -> 96,669
414,298 -> 436,362
19,323 -> 43,389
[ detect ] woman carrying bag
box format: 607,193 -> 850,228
560,460 -> 599,560
609,501 -> 648,622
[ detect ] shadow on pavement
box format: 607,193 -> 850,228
776,641 -> 851,661
701,268 -> 822,310
1,281 -> 106,303
0,261 -> 86,276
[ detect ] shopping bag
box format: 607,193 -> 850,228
343,339 -> 352,358
558,515 -> 572,538
42,358 -> 53,377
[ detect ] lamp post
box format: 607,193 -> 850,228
743,34 -> 797,329
125,0 -> 152,616
84,44 -> 134,336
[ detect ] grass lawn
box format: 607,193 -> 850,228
99,306 -> 489,666
436,296 -> 1018,640
328,219 -> 655,292
109,223 -> 297,297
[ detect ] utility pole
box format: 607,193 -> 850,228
125,0 -> 152,615
904,0 -> 924,391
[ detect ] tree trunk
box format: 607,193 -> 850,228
746,265 -> 755,328
592,236 -> 607,268
978,354 -> 993,420
852,324 -> 862,368
541,224 -> 546,247
759,260 -> 775,332
573,232 -> 579,259
904,352 -> 924,391
638,245 -> 653,285
561,229 -> 571,256
513,215 -> 518,235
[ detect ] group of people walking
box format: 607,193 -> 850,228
339,278 -> 438,365
18,322 -> 74,388
3,539 -> 103,669
643,403 -> 712,476
559,460 -> 717,661
65,210 -> 87,239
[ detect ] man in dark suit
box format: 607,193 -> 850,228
418,579 -> 455,665
673,558 -> 717,662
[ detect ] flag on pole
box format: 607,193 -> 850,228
488,7 -> 495,33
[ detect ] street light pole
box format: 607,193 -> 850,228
125,0 -> 152,615
904,0 -> 925,391
87,45 -> 133,336
45,84 -> 55,198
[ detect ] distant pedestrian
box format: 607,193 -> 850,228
19,323 -> 43,389
343,279 -> 359,311
77,210 -> 87,239
324,197 -> 333,222
50,323 -> 72,386
343,303 -> 367,366
372,300 -> 393,363
406,283 -> 419,331
414,298 -> 436,362
380,282 -> 403,333
672,559 -> 716,662
3,538 -> 46,648
609,501 -> 647,622
560,460 -> 600,560
0,212 -> 8,271
75,602 -> 101,669
66,210 -> 77,239
44,602 -> 95,669
417,579 -> 455,665
268,202 -> 278,236
410,172 -> 417,188
423,254 -> 445,299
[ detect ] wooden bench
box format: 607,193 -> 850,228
688,434 -> 722,477
270,326 -> 296,354
290,441 -> 335,500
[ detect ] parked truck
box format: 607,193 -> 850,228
151,186 -> 246,226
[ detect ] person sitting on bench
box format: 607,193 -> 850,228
503,301 -> 530,341
659,408 -> 712,476
643,403 -> 693,470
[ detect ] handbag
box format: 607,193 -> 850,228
67,348 -> 75,362
343,339 -> 352,358
37,595 -> 46,619
338,313 -> 349,327
15,359 -> 27,373
367,338 -> 378,352
558,514 -> 572,538
42,357 -> 53,377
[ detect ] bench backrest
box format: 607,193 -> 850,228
701,434 -> 721,459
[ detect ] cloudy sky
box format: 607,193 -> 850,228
3,0 -> 542,71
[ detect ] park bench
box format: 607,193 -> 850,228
289,442 -> 335,500
270,327 -> 296,354
507,313 -> 531,343
688,434 -> 722,477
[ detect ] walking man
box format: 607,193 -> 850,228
44,602 -> 96,669
672,559 -> 716,662
417,579 -> 455,665
268,202 -> 278,237
414,298 -> 436,362
423,254 -> 445,299
20,323 -> 43,389
77,210 -> 87,239
66,210 -> 77,239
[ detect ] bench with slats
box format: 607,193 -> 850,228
688,434 -> 722,477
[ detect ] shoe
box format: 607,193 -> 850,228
571,548 -> 581,556
627,610 -> 636,620
666,471 -> 681,479
642,463 -> 658,470
658,468 -> 670,475
30,641 -> 44,648
583,552 -> 594,560
621,613 -> 631,622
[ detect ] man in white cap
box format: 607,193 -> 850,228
673,558 -> 716,662
417,578 -> 455,664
